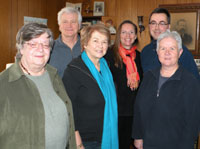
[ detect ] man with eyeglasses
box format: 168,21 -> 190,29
140,7 -> 200,80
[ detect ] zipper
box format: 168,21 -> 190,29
157,89 -> 160,97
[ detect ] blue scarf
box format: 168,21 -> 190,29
81,51 -> 118,149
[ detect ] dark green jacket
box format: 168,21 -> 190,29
0,62 -> 76,149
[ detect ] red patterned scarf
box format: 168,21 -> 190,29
119,44 -> 140,90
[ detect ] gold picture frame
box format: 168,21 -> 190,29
160,3 -> 200,58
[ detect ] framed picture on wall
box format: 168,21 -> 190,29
74,3 -> 82,13
93,1 -> 104,16
66,2 -> 82,13
170,12 -> 196,51
159,3 -> 200,58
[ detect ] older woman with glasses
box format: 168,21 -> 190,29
0,23 -> 76,149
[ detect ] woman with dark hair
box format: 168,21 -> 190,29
105,20 -> 143,149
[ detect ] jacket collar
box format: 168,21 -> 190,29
8,60 -> 58,82
150,65 -> 183,81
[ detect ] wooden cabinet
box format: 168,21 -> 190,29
82,16 -> 102,26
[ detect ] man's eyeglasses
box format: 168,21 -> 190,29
149,21 -> 168,28
25,42 -> 50,49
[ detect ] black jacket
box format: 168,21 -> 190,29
62,56 -> 105,142
133,66 -> 200,149
105,48 -> 143,116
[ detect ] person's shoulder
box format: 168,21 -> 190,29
49,37 -> 67,60
135,49 -> 141,55
144,67 -> 158,77
143,41 -> 154,49
104,46 -> 114,60
0,67 -> 15,93
182,44 -> 189,51
181,45 -> 194,57
179,66 -> 199,83
0,69 -> 9,83
140,67 -> 160,83
63,56 -> 90,80
46,64 -> 58,73
51,35 -> 65,50
66,56 -> 86,72
0,70 -> 9,99
143,42 -> 152,49
68,56 -> 82,66
141,42 -> 154,55
52,36 -> 60,45
134,49 -> 141,61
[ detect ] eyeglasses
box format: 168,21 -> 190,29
25,42 -> 50,49
149,21 -> 168,28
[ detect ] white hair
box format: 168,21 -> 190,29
157,30 -> 182,52
57,7 -> 82,27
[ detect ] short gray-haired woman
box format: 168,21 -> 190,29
133,30 -> 200,149
0,23 -> 76,149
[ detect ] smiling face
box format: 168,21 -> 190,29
149,13 -> 170,40
59,12 -> 79,38
84,31 -> 108,63
120,23 -> 137,49
157,37 -> 183,69
20,33 -> 50,70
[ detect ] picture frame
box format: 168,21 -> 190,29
24,16 -> 47,25
66,2 -> 82,13
74,3 -> 82,13
159,4 -> 200,58
93,1 -> 104,16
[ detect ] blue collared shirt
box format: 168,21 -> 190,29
49,35 -> 81,78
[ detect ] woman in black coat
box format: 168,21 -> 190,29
133,30 -> 200,149
105,20 -> 143,149
63,24 -> 118,149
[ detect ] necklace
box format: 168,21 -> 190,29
20,62 -> 31,75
